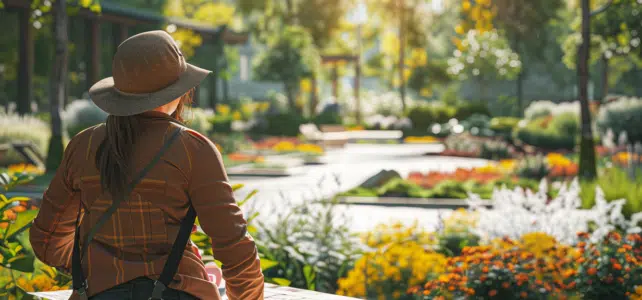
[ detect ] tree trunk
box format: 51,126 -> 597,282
17,7 -> 34,116
577,0 -> 597,180
309,74 -> 318,117
601,54 -> 609,101
398,0 -> 407,112
46,0 -> 69,172
332,66 -> 339,99
223,77 -> 229,104
284,81 -> 297,112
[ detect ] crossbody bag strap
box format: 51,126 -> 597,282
72,127 -> 183,299
149,203 -> 197,300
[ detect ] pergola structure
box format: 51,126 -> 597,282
2,0 -> 249,112
321,54 -> 361,123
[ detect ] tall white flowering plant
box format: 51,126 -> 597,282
447,30 -> 521,99
466,179 -> 642,245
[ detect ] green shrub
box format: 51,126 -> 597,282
407,104 -> 455,132
480,140 -> 512,160
524,100 -> 556,120
515,154 -> 551,180
251,112 -> 308,137
256,197 -> 359,293
182,107 -> 213,134
312,110 -> 342,126
597,97 -> 642,144
580,167 -> 642,218
490,117 -> 520,132
0,112 -> 51,166
513,113 -> 579,150
209,115 -> 233,133
63,99 -> 107,138
454,102 -> 490,120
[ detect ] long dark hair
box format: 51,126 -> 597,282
95,89 -> 194,200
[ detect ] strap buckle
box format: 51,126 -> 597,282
148,280 -> 166,300
76,280 -> 89,300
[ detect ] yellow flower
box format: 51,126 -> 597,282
216,104 -> 231,117
420,88 -> 432,97
232,111 -> 242,121
300,78 -> 312,93
8,163 -> 44,175
296,144 -> 324,155
272,141 -> 296,152
259,102 -> 270,113
462,0 -> 471,11
455,24 -> 466,35
546,153 -> 572,167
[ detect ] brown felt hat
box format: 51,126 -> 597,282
89,30 -> 211,116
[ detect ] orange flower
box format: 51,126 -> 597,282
11,206 -> 26,213
501,282 -> 510,289
613,263 -> 622,270
0,222 -> 8,229
587,268 -> 597,275
489,290 -> 498,297
482,266 -> 489,273
520,292 -> 528,298
3,209 -> 16,221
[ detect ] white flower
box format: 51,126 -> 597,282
467,179 -> 641,245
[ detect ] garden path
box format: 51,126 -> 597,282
231,143 -> 489,233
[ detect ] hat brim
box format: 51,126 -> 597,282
88,63 -> 211,116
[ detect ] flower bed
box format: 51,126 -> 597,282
403,136 -> 441,144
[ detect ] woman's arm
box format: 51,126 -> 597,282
30,137 -> 81,270
187,133 -> 264,300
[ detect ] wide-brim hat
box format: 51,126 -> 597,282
89,30 -> 211,116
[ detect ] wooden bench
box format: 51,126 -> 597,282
0,142 -> 45,169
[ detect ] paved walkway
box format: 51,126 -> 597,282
231,144 -> 489,233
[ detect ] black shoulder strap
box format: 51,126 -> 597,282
149,204 -> 197,300
72,127 -> 183,299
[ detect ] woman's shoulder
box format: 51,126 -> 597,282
172,123 -> 218,152
67,124 -> 106,150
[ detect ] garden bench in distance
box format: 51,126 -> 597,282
0,142 -> 45,169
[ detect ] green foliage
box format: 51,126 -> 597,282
407,60 -> 453,94
407,104 -> 456,133
480,140 -> 512,160
453,102 -> 491,120
0,172 -> 38,276
254,26 -> 319,109
514,113 -> 579,150
490,117 -> 521,138
0,111 -> 51,166
208,115 -> 233,134
516,155 -> 551,180
63,99 -> 107,138
256,197 -> 359,293
597,97 -> 642,144
182,107 -> 213,134
447,30 -> 522,82
581,167 -> 642,218
312,110 -> 342,126
250,112 -> 308,137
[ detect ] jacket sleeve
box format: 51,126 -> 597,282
187,135 -> 264,300
30,137 -> 81,269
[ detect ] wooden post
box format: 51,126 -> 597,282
354,57 -> 361,124
17,7 -> 34,115
112,23 -> 129,54
86,19 -> 101,91
398,0 -> 407,111
332,65 -> 339,99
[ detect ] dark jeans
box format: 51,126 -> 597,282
90,277 -> 198,300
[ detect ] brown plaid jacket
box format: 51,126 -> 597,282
29,111 -> 264,300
